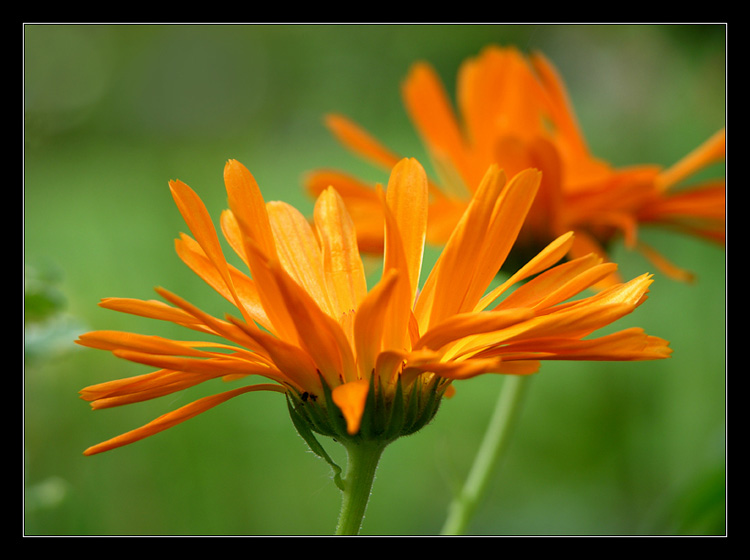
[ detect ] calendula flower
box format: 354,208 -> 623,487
78,157 -> 669,534
307,45 -> 725,283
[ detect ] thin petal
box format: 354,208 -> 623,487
175,233 -> 272,331
98,297 -> 208,330
325,114 -> 401,171
491,328 -> 672,361
227,316 -> 324,394
475,231 -> 575,312
656,128 -> 726,192
415,308 -> 534,352
83,384 -> 285,456
76,330 -> 223,357
636,241 -> 696,283
404,356 -> 513,381
495,253 -> 617,312
169,179 -> 250,324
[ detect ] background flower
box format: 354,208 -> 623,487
308,46 -> 725,285
24,24 -> 725,536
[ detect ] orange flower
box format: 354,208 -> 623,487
307,45 -> 725,283
78,157 -> 670,456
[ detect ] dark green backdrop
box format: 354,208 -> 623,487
24,24 -> 726,536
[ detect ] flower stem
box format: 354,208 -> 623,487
335,440 -> 388,535
440,374 -> 532,535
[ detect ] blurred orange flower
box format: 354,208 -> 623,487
78,158 -> 670,456
307,46 -> 725,283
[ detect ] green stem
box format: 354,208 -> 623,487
440,374 -> 532,535
335,440 -> 388,535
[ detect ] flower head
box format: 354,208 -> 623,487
78,157 -> 670,456
307,45 -> 725,283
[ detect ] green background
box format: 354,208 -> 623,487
24,24 -> 726,536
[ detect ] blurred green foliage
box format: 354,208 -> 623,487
24,24 -> 725,536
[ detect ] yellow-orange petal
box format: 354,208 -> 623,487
80,369 -> 175,403
249,243 -> 357,386
331,379 -> 370,435
385,158 -> 428,305
223,159 -> 276,256
496,253 -> 616,312
462,167 -> 543,309
497,327 -> 672,362
152,286 -> 268,355
266,200 -> 334,316
475,231 -> 575,312
404,356 -> 511,381
415,308 -> 534,352
304,170 -> 386,253
314,187 -> 368,318
416,164 -> 508,329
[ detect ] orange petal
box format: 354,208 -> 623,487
529,50 -> 591,158
385,158 -> 428,304
325,114 -> 401,171
416,165 -> 507,329
497,327 -> 672,362
223,159 -> 276,256
175,233 -> 272,331
266,200 -> 334,316
462,167 -> 543,309
228,316 -> 323,394
98,297 -> 207,329
379,183 -> 415,352
404,356 -> 511,381
83,384 -> 285,456
656,128 -> 726,192
151,287 -> 269,356
331,379 -> 370,435
636,241 -> 696,283
475,231 -> 575,312
169,179 -> 248,321
415,308 -> 534,352
76,330 -> 210,357
495,253 -> 616,312
249,244 -> 357,386
402,62 -> 471,186
314,187 -> 368,318
353,269 -> 400,379
82,369 -> 230,409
